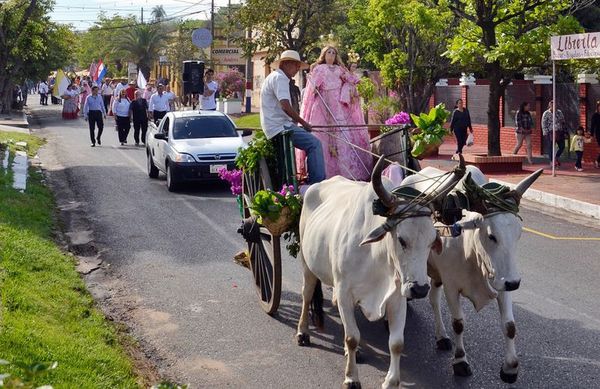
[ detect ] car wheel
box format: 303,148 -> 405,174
147,151 -> 159,178
166,163 -> 179,192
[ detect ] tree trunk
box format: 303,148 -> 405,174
486,64 -> 503,156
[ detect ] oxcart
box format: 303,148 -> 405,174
238,124 -> 417,315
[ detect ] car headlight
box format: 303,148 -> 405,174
173,152 -> 196,163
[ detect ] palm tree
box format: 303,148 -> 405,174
112,24 -> 169,80
151,5 -> 166,21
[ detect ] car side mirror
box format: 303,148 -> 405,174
154,133 -> 167,140
238,128 -> 253,137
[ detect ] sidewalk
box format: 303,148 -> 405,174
421,140 -> 600,220
0,108 -> 29,131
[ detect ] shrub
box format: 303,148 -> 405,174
216,69 -> 245,99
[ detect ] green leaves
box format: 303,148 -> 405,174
409,103 -> 449,157
235,130 -> 275,173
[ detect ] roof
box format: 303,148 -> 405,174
169,110 -> 229,119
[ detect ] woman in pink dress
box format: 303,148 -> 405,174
297,46 -> 372,181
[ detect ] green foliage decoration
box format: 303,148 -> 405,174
409,103 -> 449,157
235,130 -> 274,173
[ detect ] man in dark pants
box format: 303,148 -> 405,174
149,83 -> 170,125
130,90 -> 149,146
83,86 -> 107,147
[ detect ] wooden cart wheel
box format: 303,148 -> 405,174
242,159 -> 282,315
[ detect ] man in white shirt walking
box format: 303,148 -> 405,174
260,50 -> 325,184
101,78 -> 113,112
201,69 -> 218,110
149,84 -> 171,125
39,81 -> 48,105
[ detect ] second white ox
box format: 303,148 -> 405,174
402,165 -> 543,384
296,158 -> 463,389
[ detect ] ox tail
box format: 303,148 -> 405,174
310,280 -> 325,330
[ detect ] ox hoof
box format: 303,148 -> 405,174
453,361 -> 472,377
296,333 -> 311,347
436,338 -> 452,351
342,382 -> 362,389
500,368 -> 518,384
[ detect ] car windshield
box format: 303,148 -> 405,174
172,116 -> 238,139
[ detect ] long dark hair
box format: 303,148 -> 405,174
519,101 -> 529,113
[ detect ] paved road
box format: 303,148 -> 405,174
30,102 -> 600,389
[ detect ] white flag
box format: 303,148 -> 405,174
137,71 -> 147,89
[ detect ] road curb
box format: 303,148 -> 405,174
491,178 -> 600,220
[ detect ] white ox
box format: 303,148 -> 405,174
401,165 -> 543,384
296,158 -> 464,389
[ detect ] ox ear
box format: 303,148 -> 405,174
360,225 -> 388,246
432,233 -> 443,255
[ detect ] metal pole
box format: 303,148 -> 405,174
141,7 -> 143,23
210,0 -> 215,61
552,60 -> 556,177
245,28 -> 252,113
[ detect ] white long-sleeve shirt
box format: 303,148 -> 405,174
149,92 -> 170,112
112,98 -> 131,117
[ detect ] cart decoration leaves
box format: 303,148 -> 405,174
235,130 -> 274,173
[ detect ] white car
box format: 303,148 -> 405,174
146,110 -> 248,191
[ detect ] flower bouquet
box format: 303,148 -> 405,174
218,167 -> 243,217
382,111 -> 410,134
250,184 -> 302,236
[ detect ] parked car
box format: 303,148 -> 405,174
146,111 -> 248,191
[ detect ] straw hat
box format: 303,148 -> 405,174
271,50 -> 309,70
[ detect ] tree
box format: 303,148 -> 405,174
348,0 -> 457,114
232,0 -> 345,63
151,5 -> 166,22
444,0 -> 589,156
0,0 -> 74,113
111,24 -> 170,80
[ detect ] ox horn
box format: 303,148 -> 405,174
431,154 -> 467,199
514,168 -> 543,197
371,155 -> 398,209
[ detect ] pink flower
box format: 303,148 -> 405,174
385,111 -> 410,125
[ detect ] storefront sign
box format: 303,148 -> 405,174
551,32 -> 600,60
211,47 -> 244,65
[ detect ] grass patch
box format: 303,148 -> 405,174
233,113 -> 260,129
0,131 -> 139,388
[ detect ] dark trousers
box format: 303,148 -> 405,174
153,110 -> 167,125
88,111 -> 104,144
102,95 -> 111,112
133,120 -> 148,144
40,93 -> 47,105
115,116 -> 131,143
575,151 -> 583,169
545,135 -> 565,161
454,127 -> 468,154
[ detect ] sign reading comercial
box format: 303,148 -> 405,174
211,47 -> 243,65
551,32 -> 600,60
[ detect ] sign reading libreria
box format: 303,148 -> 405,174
551,32 -> 600,60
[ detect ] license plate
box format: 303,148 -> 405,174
209,164 -> 226,174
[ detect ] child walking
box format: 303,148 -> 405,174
570,126 -> 585,172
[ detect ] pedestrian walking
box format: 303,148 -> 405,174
590,101 -> 600,168
61,84 -> 80,120
39,81 -> 48,105
449,98 -> 473,156
201,69 -> 218,110
570,126 -> 586,172
101,78 -> 113,112
512,101 -> 534,164
21,82 -> 29,107
130,90 -> 149,146
165,84 -> 177,111
83,86 -> 107,147
125,81 -> 137,101
541,100 -> 567,167
143,83 -> 154,103
260,49 -> 325,184
149,84 -> 170,125
79,79 -> 91,115
112,89 -> 131,145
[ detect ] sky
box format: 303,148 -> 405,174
49,0 -> 235,31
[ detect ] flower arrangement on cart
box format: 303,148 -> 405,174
218,130 -> 302,258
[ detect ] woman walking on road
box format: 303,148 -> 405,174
590,101 -> 600,168
513,101 -> 534,164
61,84 -> 80,120
112,89 -> 131,146
450,98 -> 473,156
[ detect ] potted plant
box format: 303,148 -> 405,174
410,103 -> 450,159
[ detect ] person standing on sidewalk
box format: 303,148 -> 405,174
570,126 -> 586,172
130,90 -> 149,146
449,98 -> 473,156
541,100 -> 566,167
201,69 -> 218,111
83,86 -> 107,147
590,101 -> 600,168
112,89 -> 132,146
39,81 -> 48,105
149,84 -> 170,125
512,101 -> 534,164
